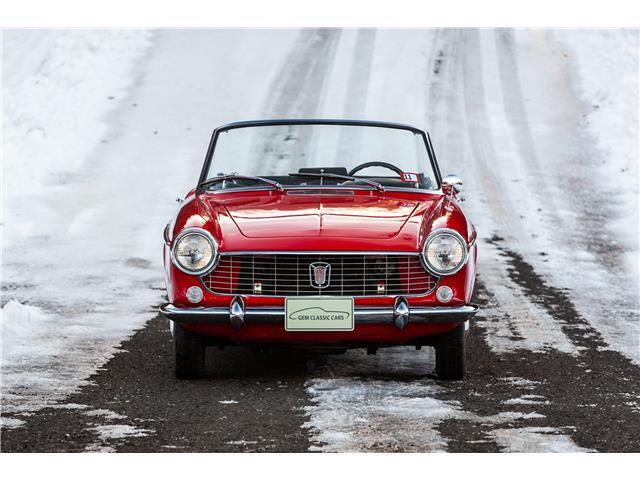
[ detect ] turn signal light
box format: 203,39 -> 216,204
186,286 -> 204,304
436,286 -> 453,303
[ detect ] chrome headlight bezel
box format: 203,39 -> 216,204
171,227 -> 218,275
422,228 -> 468,276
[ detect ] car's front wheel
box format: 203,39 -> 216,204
435,323 -> 466,380
174,323 -> 206,379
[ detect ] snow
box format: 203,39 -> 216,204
0,416 -> 25,429
478,242 -> 577,355
499,377 -> 542,389
1,300 -> 55,358
546,29 -> 639,361
2,30 -> 152,245
226,440 -> 258,445
85,422 -> 153,451
84,409 -> 127,421
503,395 -> 550,406
1,29 -> 299,415
1,29 -> 159,414
305,347 -> 559,452
90,424 -> 151,441
450,29 -> 640,363
491,427 -> 595,453
304,347 -> 464,452
554,30 -> 639,271
305,377 -> 460,452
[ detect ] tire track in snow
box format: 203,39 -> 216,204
262,28 -> 341,118
494,28 -> 625,272
421,29 -> 640,450
419,29 -> 587,450
490,235 -> 640,401
334,28 -> 377,160
430,29 -> 578,355
493,29 -> 556,205
250,28 -> 341,175
460,29 -> 515,225
493,29 -> 639,363
340,28 -> 377,117
425,28 -> 466,162
457,29 -> 628,358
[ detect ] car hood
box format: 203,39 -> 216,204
209,192 -> 429,239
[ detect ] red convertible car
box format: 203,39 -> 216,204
161,120 -> 478,380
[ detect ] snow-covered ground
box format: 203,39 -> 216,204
554,29 -> 639,268
431,28 -> 640,362
2,29 -> 158,415
1,29 -> 638,452
2,30 -> 152,243
1,29 -> 298,415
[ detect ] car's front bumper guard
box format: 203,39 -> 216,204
159,297 -> 479,331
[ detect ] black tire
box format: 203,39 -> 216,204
435,323 -> 466,380
174,323 -> 206,379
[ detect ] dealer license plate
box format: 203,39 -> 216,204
285,297 -> 354,332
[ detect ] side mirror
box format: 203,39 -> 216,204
442,174 -> 463,195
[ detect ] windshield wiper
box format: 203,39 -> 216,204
288,172 -> 385,192
199,174 -> 284,192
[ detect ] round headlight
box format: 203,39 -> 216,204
423,229 -> 467,275
172,228 -> 217,275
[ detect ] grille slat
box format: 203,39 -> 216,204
201,254 -> 438,297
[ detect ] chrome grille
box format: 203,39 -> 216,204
201,254 -> 439,297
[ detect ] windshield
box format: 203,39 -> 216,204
203,123 -> 438,191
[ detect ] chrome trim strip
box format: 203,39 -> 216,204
159,303 -> 478,324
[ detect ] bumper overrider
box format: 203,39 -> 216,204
160,297 -> 479,331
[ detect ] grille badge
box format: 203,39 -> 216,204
309,262 -> 331,289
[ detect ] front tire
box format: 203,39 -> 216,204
435,323 -> 466,380
174,323 -> 206,379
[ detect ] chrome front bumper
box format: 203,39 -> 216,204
159,300 -> 478,330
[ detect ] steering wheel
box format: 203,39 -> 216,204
348,161 -> 404,176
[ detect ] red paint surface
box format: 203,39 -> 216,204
164,188 -> 476,344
